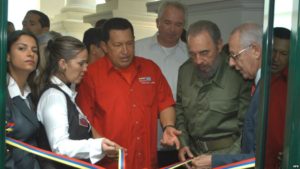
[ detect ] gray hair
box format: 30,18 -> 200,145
231,23 -> 262,48
157,1 -> 186,20
187,20 -> 222,45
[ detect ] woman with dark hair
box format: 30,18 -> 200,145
5,30 -> 41,169
35,36 -> 120,168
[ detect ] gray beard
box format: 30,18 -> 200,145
197,55 -> 221,80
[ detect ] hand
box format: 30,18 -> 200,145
160,126 -> 182,149
191,154 -> 212,169
101,138 -> 125,158
178,146 -> 194,169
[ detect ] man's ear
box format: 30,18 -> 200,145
90,44 -> 97,55
100,41 -> 108,53
217,39 -> 224,53
252,42 -> 262,60
156,18 -> 159,29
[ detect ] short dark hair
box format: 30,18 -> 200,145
187,20 -> 221,45
274,27 -> 291,40
95,19 -> 107,28
101,17 -> 134,43
27,10 -> 50,28
83,28 -> 102,53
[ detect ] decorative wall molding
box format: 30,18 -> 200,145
146,0 -> 264,41
83,0 -> 158,39
147,0 -> 263,14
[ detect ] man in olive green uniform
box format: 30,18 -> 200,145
176,20 -> 251,163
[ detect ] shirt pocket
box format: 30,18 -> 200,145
140,84 -> 156,107
208,100 -> 240,132
209,100 -> 239,115
181,96 -> 200,116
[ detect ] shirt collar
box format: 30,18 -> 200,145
271,66 -> 288,82
7,74 -> 31,99
104,56 -> 141,74
37,32 -> 51,44
255,68 -> 261,85
149,33 -> 159,48
150,32 -> 186,51
51,76 -> 77,101
104,56 -> 114,72
212,55 -> 226,88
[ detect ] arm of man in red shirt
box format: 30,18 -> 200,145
160,106 -> 182,149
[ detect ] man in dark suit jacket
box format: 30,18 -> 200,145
190,22 -> 263,168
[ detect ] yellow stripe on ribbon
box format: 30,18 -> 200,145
5,128 -> 13,133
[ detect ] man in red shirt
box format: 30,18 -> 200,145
76,17 -> 181,169
265,27 -> 290,169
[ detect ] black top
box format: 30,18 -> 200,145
6,93 -> 41,169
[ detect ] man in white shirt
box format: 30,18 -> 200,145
135,1 -> 188,167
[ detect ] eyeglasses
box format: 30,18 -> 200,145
229,45 -> 251,61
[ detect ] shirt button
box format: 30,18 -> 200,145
132,104 -> 136,108
135,121 -> 139,124
137,137 -> 140,140
130,89 -> 133,92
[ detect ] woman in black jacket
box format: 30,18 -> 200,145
6,30 -> 40,169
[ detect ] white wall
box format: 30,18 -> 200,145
8,0 -> 294,39
274,0 -> 293,29
8,0 -> 40,30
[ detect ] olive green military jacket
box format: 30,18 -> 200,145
175,55 -> 251,155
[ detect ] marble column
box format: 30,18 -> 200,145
43,0 -> 97,40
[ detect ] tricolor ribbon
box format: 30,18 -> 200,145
160,158 -> 193,169
5,122 -> 15,133
118,148 -> 126,169
5,137 -> 104,169
5,133 -> 255,169
160,157 -> 255,169
214,157 -> 255,169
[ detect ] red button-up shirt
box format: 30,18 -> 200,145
76,56 -> 175,169
265,68 -> 288,169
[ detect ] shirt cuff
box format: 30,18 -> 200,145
179,134 -> 189,148
89,138 -> 105,164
